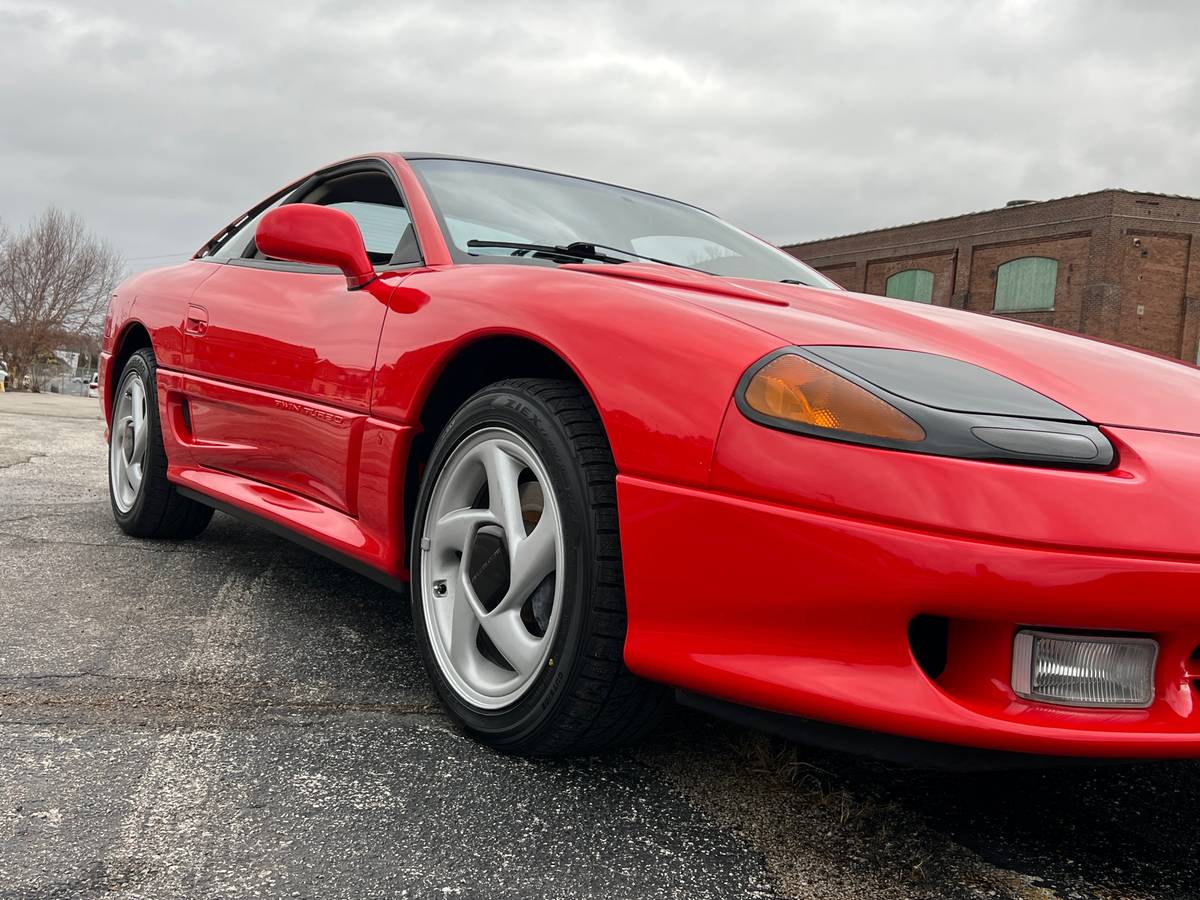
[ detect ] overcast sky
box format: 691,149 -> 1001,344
1,0 -> 1197,272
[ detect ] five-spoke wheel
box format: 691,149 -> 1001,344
421,428 -> 564,708
410,378 -> 665,755
107,348 -> 213,539
110,369 -> 149,513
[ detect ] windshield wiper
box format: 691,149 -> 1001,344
466,240 -> 707,273
565,241 -> 710,273
466,240 -> 608,264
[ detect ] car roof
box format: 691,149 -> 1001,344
396,152 -> 714,216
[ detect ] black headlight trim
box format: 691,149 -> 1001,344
805,346 -> 1084,422
735,347 -> 1117,470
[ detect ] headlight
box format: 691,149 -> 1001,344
744,353 -> 926,442
737,347 -> 1115,469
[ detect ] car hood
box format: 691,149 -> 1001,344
567,263 -> 1200,435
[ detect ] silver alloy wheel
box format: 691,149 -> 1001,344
420,427 -> 565,710
109,370 -> 149,514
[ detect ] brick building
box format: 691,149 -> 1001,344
782,190 -> 1200,363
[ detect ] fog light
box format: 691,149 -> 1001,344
1011,630 -> 1157,708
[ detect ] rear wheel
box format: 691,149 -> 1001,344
109,348 -> 213,539
410,378 -> 666,755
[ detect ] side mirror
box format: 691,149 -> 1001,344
256,204 -> 375,289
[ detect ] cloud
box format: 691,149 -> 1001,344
1,0 -> 1197,270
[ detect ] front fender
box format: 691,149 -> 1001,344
371,264 -> 782,487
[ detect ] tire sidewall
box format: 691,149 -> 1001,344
410,385 -> 597,747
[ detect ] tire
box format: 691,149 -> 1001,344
108,348 -> 214,539
410,378 -> 667,755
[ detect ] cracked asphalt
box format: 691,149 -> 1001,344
2,392 -> 1199,899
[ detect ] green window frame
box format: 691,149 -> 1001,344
994,257 -> 1057,313
884,268 -> 934,303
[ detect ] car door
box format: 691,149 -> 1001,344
179,160 -> 422,515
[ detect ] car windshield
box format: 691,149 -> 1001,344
409,158 -> 836,288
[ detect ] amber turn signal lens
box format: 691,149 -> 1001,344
745,354 -> 926,442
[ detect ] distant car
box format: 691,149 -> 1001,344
72,376 -> 85,384
98,152 -> 1200,762
87,375 -> 99,399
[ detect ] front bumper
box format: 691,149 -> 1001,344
617,414 -> 1200,759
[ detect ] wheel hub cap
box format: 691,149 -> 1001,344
122,420 -> 135,463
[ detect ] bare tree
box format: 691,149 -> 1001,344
0,208 -> 123,389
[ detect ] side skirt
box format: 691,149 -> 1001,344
176,485 -> 410,596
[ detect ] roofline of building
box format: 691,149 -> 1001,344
781,188 -> 1200,250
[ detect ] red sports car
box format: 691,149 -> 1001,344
101,153 -> 1200,761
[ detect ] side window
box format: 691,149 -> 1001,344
275,169 -> 421,267
884,269 -> 934,303
994,257 -> 1057,312
206,188 -> 296,261
327,201 -> 413,259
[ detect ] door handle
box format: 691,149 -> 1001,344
184,304 -> 209,336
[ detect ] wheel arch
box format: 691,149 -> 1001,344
402,332 -> 610,560
107,320 -> 153,421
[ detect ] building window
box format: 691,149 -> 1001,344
884,269 -> 934,303
994,257 -> 1058,312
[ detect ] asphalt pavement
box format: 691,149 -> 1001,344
2,392 -> 1198,899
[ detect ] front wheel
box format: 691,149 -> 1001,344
410,378 -> 666,755
108,348 -> 213,539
